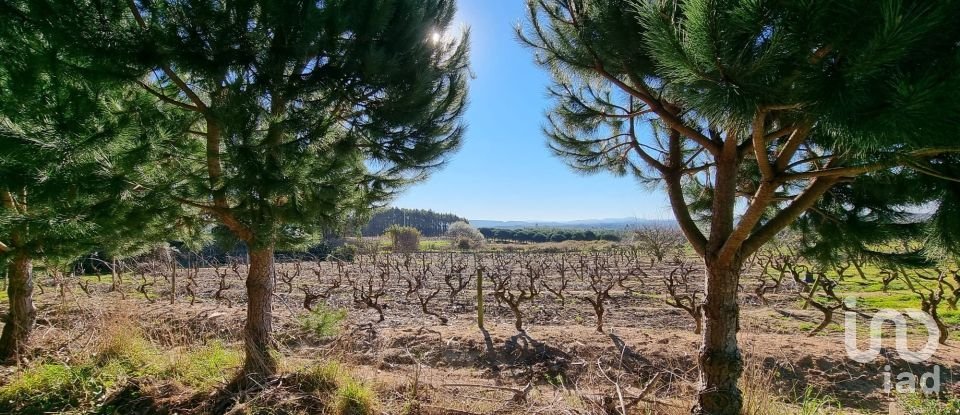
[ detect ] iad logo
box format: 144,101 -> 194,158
882,364 -> 942,394
843,296 -> 940,364
843,296 -> 943,394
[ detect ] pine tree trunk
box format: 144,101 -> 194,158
243,245 -> 277,378
693,260 -> 743,415
0,252 -> 35,363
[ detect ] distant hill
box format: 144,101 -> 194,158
360,208 -> 676,237
362,207 -> 467,237
470,217 -> 675,230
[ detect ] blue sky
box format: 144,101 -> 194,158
392,0 -> 672,222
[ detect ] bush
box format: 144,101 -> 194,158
598,232 -> 621,242
445,221 -> 485,249
0,323 -> 162,414
95,323 -> 164,376
385,225 -> 421,253
0,321 -> 248,415
455,237 -> 474,250
329,243 -> 359,261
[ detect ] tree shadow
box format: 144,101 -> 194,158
608,333 -> 655,374
474,329 -> 579,383
479,327 -> 496,367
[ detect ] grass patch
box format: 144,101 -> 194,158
858,292 -> 922,310
740,361 -> 842,415
95,323 -> 165,376
299,361 -> 343,392
166,341 -> 243,389
293,361 -> 377,415
333,380 -> 376,415
0,322 -> 243,413
0,362 -> 112,414
896,393 -> 960,414
418,239 -> 450,250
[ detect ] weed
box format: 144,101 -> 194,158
794,386 -> 840,414
334,380 -> 376,415
299,305 -> 347,338
896,393 -> 960,414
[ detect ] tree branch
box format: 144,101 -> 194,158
773,124 -> 811,172
780,164 -> 886,181
765,126 -> 796,142
629,115 -> 667,173
665,131 -> 707,257
136,80 -> 202,112
591,63 -> 720,156
706,136 -> 741,256
717,181 -> 777,262
741,177 -> 840,257
1,188 -> 22,214
171,196 -> 217,211
126,1 -> 209,113
753,111 -> 775,181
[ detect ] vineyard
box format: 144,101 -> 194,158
4,241 -> 959,414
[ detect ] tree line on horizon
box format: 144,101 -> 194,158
479,227 -> 622,243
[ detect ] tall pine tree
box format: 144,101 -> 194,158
0,11 -> 187,361
21,0 -> 469,377
519,1 -> 960,413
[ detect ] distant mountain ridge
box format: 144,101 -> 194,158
469,217 -> 675,230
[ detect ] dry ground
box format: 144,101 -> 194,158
1,254 -> 957,414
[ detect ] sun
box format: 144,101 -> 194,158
430,31 -> 442,44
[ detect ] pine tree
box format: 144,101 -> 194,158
21,0 -> 469,378
519,1 -> 960,413
0,12 -> 186,361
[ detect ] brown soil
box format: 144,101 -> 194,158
2,254 -> 957,414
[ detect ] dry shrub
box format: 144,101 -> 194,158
627,360 -> 839,415
740,360 -> 840,415
386,225 -> 421,253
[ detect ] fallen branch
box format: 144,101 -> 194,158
442,382 -> 533,402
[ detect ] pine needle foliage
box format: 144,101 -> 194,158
15,0 -> 470,251
0,8 -> 187,268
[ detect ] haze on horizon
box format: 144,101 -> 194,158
390,0 -> 672,223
